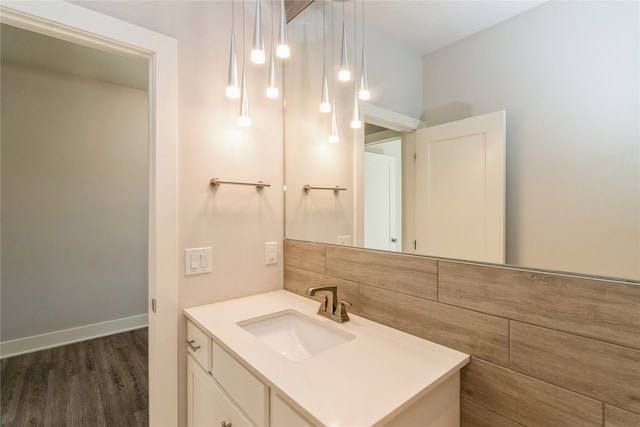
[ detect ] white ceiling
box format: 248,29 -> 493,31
348,0 -> 546,55
2,2 -> 546,90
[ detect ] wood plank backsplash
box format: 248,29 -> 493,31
283,239 -> 640,426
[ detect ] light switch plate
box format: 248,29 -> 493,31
185,247 -> 212,275
265,242 -> 278,265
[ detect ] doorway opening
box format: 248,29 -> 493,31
363,123 -> 403,252
1,23 -> 150,424
0,2 -> 178,424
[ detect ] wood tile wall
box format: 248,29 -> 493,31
283,240 -> 640,427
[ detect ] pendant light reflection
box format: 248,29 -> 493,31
338,1 -> 350,82
276,0 -> 290,58
238,64 -> 251,126
319,0 -> 331,112
350,0 -> 361,129
329,97 -> 339,143
351,91 -> 361,129
238,0 -> 250,126
328,1 -> 338,143
266,2 -> 279,98
358,0 -> 370,100
251,0 -> 265,64
320,69 -> 331,112
226,0 -> 240,98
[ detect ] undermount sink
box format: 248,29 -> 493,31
238,310 -> 355,361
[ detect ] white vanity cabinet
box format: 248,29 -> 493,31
187,320 -> 278,427
185,291 -> 470,427
187,319 -> 260,427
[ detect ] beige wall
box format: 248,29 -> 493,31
71,1 -> 285,423
1,63 -> 148,340
284,239 -> 640,426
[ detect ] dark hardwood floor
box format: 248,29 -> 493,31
1,328 -> 148,426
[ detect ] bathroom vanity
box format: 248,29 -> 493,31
185,290 -> 469,426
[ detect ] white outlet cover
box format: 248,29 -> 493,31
264,241 -> 278,265
337,235 -> 352,246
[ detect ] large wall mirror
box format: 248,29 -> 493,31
283,0 -> 639,282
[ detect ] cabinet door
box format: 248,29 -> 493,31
188,355 -> 215,427
270,390 -> 314,427
188,355 -> 253,427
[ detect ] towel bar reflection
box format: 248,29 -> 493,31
303,185 -> 347,193
210,178 -> 271,190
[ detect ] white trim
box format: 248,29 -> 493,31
355,104 -> 423,247
1,3 -> 178,425
361,103 -> 424,132
0,315 -> 148,359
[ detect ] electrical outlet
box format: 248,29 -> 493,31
337,235 -> 352,246
264,242 -> 278,265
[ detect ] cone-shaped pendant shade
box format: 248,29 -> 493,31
320,66 -> 331,112
238,64 -> 251,127
358,48 -> 370,100
276,0 -> 290,58
338,21 -> 350,81
226,29 -> 240,98
266,39 -> 279,98
351,90 -> 362,129
359,0 -> 370,100
251,0 -> 265,64
329,97 -> 339,143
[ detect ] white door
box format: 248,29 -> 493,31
414,111 -> 505,263
364,152 -> 398,251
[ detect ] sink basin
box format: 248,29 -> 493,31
238,310 -> 355,361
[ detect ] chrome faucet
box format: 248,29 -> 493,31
306,285 -> 350,323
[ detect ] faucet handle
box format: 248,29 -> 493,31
336,299 -> 352,319
308,293 -> 328,311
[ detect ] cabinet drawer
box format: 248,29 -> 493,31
187,321 -> 211,371
212,341 -> 268,427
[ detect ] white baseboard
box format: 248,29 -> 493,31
0,314 -> 148,359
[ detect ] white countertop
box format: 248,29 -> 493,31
184,290 -> 470,426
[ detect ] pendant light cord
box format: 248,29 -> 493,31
354,0 -> 357,91
331,0 -> 334,93
242,0 -> 245,57
323,0 -> 326,72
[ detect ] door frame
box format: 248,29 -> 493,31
0,2 -> 178,425
358,103 -> 423,250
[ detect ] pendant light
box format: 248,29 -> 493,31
338,0 -> 350,82
320,67 -> 331,112
266,1 -> 279,98
358,0 -> 370,100
238,0 -> 251,126
350,90 -> 361,129
319,0 -> 331,112
329,96 -> 339,143
328,1 -> 339,143
251,0 -> 265,64
276,0 -> 290,58
226,0 -> 240,98
350,0 -> 361,129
